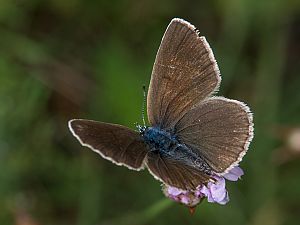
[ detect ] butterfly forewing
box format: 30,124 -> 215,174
147,18 -> 221,129
69,119 -> 148,170
146,152 -> 211,190
175,97 -> 254,174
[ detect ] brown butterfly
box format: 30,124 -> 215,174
69,18 -> 254,190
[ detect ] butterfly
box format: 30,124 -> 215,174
68,18 -> 254,190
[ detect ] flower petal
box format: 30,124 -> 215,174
180,195 -> 190,205
223,166 -> 244,181
209,177 -> 227,202
218,191 -> 230,205
167,186 -> 184,196
200,185 -> 214,202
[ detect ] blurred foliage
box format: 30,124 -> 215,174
0,0 -> 300,225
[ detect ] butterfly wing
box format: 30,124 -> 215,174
69,119 -> 148,170
175,97 -> 254,174
146,152 -> 211,190
147,18 -> 221,129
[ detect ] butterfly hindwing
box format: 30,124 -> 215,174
69,119 -> 148,170
147,18 -> 221,129
146,152 -> 211,190
175,97 -> 254,174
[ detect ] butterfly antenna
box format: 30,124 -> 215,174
142,85 -> 146,126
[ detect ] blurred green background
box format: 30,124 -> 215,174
1,0 -> 300,224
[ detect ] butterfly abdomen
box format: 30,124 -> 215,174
142,127 -> 212,174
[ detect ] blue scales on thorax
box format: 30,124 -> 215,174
143,127 -> 177,153
137,125 -> 212,175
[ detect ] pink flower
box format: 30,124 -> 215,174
163,166 -> 244,207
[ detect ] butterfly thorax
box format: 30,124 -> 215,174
138,126 -> 212,175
